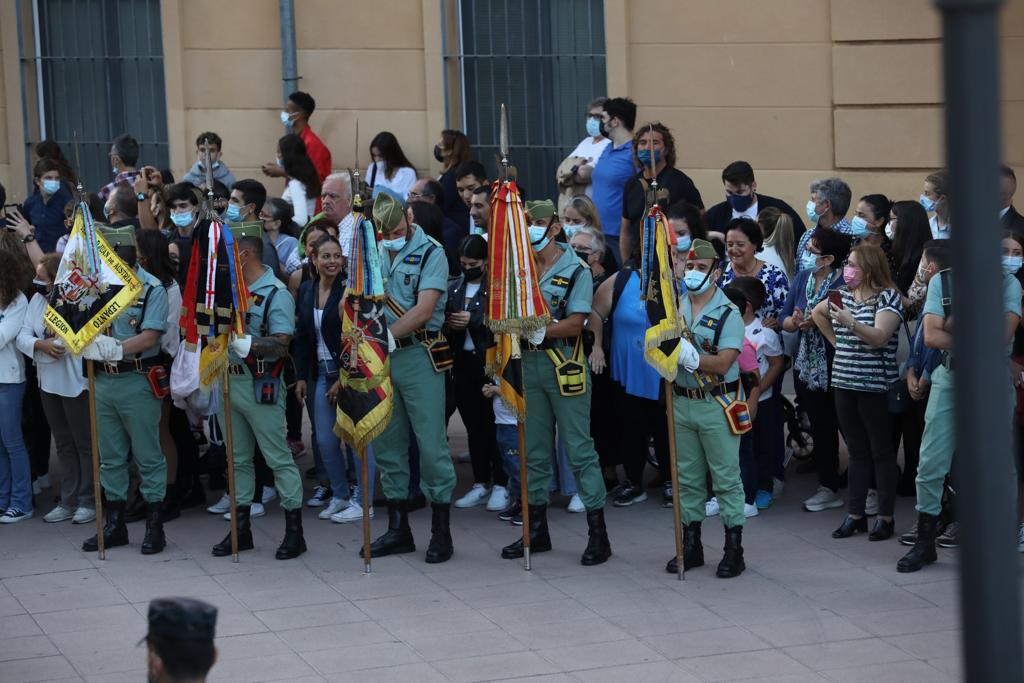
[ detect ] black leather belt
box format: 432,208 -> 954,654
672,380 -> 740,400
394,330 -> 442,349
96,355 -> 164,375
942,354 -> 954,371
228,364 -> 247,376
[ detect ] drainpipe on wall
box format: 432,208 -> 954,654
279,0 -> 299,111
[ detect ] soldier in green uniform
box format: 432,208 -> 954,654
210,224 -> 306,560
898,253 -> 1022,572
500,200 -> 612,566
667,238 -> 747,578
81,226 -> 169,555
365,190 -> 457,563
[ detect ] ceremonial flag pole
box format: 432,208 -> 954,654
638,125 -> 685,580
485,105 -> 551,571
86,359 -> 104,560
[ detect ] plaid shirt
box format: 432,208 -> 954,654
99,169 -> 142,200
796,217 -> 856,257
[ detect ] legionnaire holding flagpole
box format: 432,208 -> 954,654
363,189 -> 456,564
79,225 -> 170,555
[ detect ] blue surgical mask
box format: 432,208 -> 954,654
919,194 -> 936,212
637,149 -> 662,167
562,222 -> 584,239
850,216 -> 873,238
683,268 -> 714,295
586,117 -> 601,138
1002,255 -> 1023,275
806,200 -> 820,223
224,204 -> 242,222
111,167 -> 119,176
280,111 -> 292,125
42,179 -> 61,195
170,211 -> 194,229
103,204 -> 111,220
675,235 -> 692,253
382,236 -> 407,252
800,249 -> 821,271
528,225 -> 550,252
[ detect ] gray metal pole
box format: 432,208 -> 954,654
279,0 -> 299,106
935,0 -> 1023,681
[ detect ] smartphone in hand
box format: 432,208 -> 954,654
827,290 -> 844,310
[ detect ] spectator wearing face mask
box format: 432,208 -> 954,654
591,97 -> 637,265
798,177 -> 857,257
182,132 -> 237,190
367,131 -> 417,200
21,159 -> 73,253
852,194 -> 897,273
888,200 -> 933,303
264,91 -> 331,183
556,97 -> 612,213
434,129 -> 473,231
705,161 -> 805,245
919,170 -> 951,239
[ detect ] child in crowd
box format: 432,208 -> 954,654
482,381 -> 523,525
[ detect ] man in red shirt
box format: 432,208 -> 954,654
262,91 -> 332,182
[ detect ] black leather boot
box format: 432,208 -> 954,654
140,503 -> 166,555
716,525 -> 746,578
424,502 -> 454,564
581,508 -> 612,565
82,501 -> 129,551
363,500 -> 415,558
160,485 -> 181,523
275,508 -> 307,560
501,504 -> 552,558
665,521 -> 705,573
897,512 -> 939,573
212,505 -> 254,557
123,492 -> 147,523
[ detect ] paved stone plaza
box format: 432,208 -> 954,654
0,416 -> 981,682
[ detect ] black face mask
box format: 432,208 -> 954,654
461,266 -> 483,282
574,249 -> 590,262
32,280 -> 48,297
599,120 -> 610,138
433,145 -> 445,163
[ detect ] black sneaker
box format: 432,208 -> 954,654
612,482 -> 648,507
498,499 -> 521,523
661,481 -> 674,508
936,521 -> 960,548
606,481 -> 629,499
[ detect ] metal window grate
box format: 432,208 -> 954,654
19,0 -> 169,194
443,0 -> 606,202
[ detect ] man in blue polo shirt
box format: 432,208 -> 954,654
590,97 -> 637,266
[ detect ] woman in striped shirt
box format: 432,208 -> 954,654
811,244 -> 903,541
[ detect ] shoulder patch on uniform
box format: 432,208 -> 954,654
251,293 -> 266,306
697,315 -> 721,331
402,254 -> 423,265
550,276 -> 570,288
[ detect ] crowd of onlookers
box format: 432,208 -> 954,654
1,90 -> 1023,574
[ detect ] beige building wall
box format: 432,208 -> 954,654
0,0 -> 1021,214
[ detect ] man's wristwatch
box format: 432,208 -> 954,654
136,192 -> 148,202
21,233 -> 36,244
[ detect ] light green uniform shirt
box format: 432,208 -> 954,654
229,265 -> 294,364
923,270 -> 1022,354
381,225 -> 449,332
675,286 -> 743,389
535,244 -> 592,350
112,267 -> 167,360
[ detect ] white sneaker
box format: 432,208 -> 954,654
567,494 -> 585,513
486,485 -> 510,512
225,502 -> 265,520
318,497 -> 350,520
743,503 -> 759,518
705,497 -> 720,517
331,502 -> 374,523
803,486 -> 844,512
207,493 -> 230,515
306,485 -> 331,508
864,489 -> 879,516
773,477 -> 785,498
72,507 -> 96,524
1018,522 -> 1024,553
454,483 -> 490,509
0,508 -> 33,523
261,486 -> 277,505
43,505 -> 75,523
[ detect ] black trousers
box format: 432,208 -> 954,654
891,397 -> 926,485
453,349 -> 506,487
590,369 -> 618,470
834,388 -> 897,517
23,364 -> 51,478
616,384 -> 669,486
797,375 -> 841,491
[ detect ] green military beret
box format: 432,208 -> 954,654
525,199 -> 556,222
99,225 -> 136,248
228,221 -> 262,241
372,189 -> 405,234
687,238 -> 718,262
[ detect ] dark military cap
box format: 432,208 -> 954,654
146,597 -> 218,642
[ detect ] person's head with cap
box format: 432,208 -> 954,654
680,238 -> 722,298
525,198 -> 564,252
373,188 -> 412,252
101,224 -> 138,268
228,222 -> 265,278
145,597 -> 218,683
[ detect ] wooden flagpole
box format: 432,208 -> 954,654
222,376 -> 239,562
86,360 -> 104,560
665,381 -> 684,580
360,446 -> 372,573
517,407 -> 531,570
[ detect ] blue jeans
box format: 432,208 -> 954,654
496,424 -> 519,498
0,383 -> 33,512
313,367 -> 351,498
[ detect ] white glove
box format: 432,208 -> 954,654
677,338 -> 700,373
230,334 -> 252,359
387,329 -> 396,353
529,326 -> 546,346
82,336 -> 123,362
